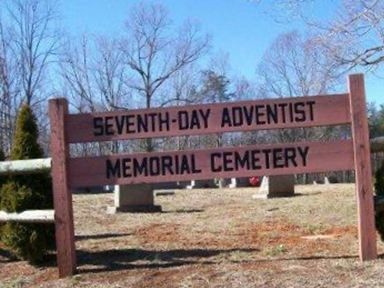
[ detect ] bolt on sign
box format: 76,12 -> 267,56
49,74 -> 376,278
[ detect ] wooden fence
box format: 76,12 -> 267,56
0,75 -> 382,277
0,136 -> 381,219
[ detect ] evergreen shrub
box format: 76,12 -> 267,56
0,105 -> 54,263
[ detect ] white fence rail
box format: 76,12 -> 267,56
0,210 -> 54,223
0,158 -> 54,223
0,158 -> 51,175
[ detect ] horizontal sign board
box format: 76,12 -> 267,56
68,139 -> 354,188
65,94 -> 351,143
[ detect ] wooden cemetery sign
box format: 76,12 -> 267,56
49,74 -> 376,277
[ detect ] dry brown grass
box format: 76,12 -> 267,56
1,184 -> 384,287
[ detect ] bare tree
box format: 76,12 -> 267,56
257,0 -> 384,71
94,37 -> 129,110
255,31 -> 343,142
7,0 -> 60,105
0,18 -> 14,154
315,0 -> 384,70
255,31 -> 346,183
257,31 -> 341,99
60,36 -> 97,113
60,35 -> 129,156
121,2 -> 210,151
0,0 -> 59,154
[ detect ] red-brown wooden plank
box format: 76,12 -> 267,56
348,74 -> 377,261
49,98 -> 77,277
68,140 -> 354,188
66,94 -> 351,143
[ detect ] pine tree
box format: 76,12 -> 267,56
0,104 -> 54,263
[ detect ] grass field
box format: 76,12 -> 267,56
1,184 -> 384,287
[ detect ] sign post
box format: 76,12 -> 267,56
49,99 -> 76,277
348,74 -> 377,260
49,74 -> 376,277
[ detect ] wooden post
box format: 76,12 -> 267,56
49,98 -> 77,277
348,74 -> 377,261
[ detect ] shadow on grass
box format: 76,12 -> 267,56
292,192 -> 323,197
161,209 -> 204,214
0,247 -> 57,268
77,248 -> 258,273
0,248 -> 18,263
76,247 -> 361,274
75,232 -> 132,241
269,254 -> 357,262
376,253 -> 384,259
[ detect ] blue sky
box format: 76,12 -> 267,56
60,0 -> 383,105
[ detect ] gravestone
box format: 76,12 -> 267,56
228,177 -> 250,188
256,175 -> 295,198
107,184 -> 161,213
186,179 -> 216,189
237,177 -> 250,187
228,178 -> 237,188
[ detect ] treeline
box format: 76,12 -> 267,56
369,104 -> 384,139
0,0 -> 383,159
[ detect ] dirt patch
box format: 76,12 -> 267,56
1,184 -> 384,287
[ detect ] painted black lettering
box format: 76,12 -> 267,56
122,158 -> 132,177
262,149 -> 272,169
222,152 -> 234,172
232,106 -> 243,126
148,113 -> 157,132
272,148 -> 284,168
250,150 -> 262,169
149,157 -> 160,176
189,110 -> 201,129
297,146 -> 309,166
221,108 -> 232,127
294,102 -> 306,122
255,105 -> 266,125
115,115 -> 125,135
234,151 -> 250,170
133,158 -> 148,176
210,153 -> 222,172
178,111 -> 189,130
161,156 -> 173,175
289,103 -> 295,122
278,103 -> 287,123
266,104 -> 278,124
159,112 -> 170,132
180,155 -> 191,174
191,155 -> 202,173
126,114 -> 136,133
105,116 -> 115,135
199,109 -> 211,128
174,155 -> 180,174
106,159 -> 121,178
284,147 -> 298,167
93,117 -> 104,136
243,106 -> 254,125
307,101 -> 315,121
137,114 -> 148,133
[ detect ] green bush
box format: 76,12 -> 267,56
0,104 -> 54,263
375,160 -> 384,241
